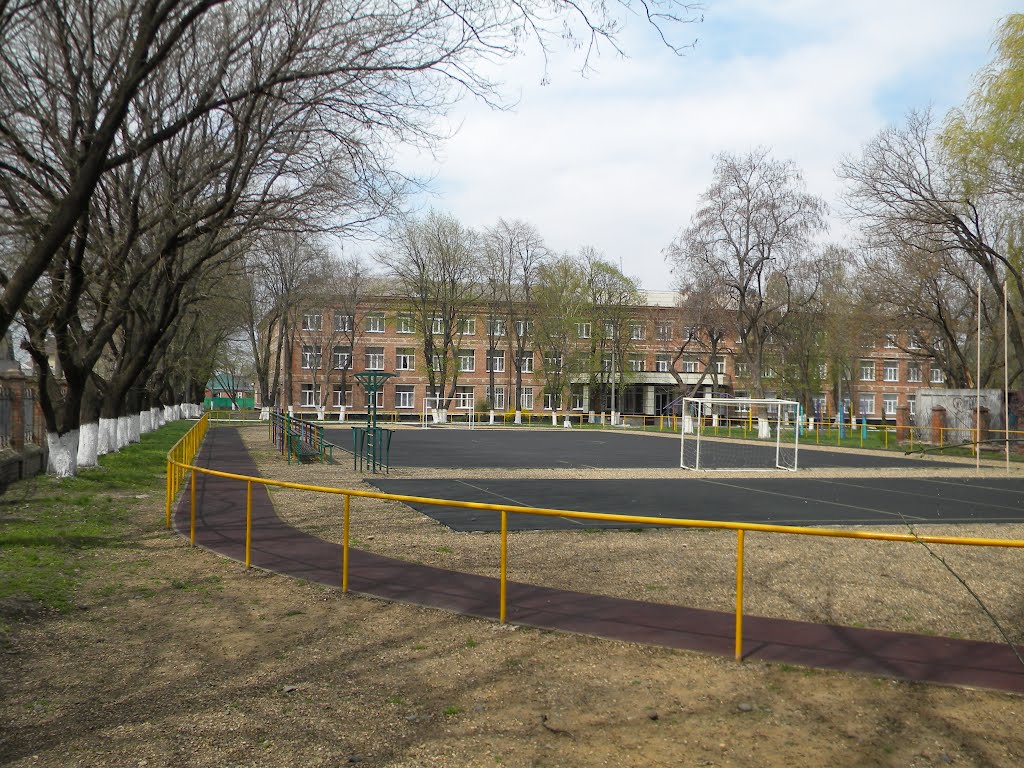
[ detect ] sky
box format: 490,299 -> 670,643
377,0 -> 1019,290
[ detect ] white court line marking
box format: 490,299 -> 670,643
452,479 -> 585,526
693,478 -> 932,523
813,477 -> 1024,515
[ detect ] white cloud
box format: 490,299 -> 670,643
382,1 -> 1017,288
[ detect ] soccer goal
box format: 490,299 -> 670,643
420,394 -> 476,429
680,397 -> 799,471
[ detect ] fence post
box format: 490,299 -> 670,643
342,494 -> 350,593
189,470 -> 197,546
735,529 -> 745,661
245,481 -> 253,568
165,459 -> 172,529
500,510 -> 508,624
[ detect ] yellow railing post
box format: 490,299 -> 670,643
342,494 -> 350,593
245,481 -> 253,569
189,469 -> 196,546
165,459 -> 172,529
735,529 -> 745,661
500,510 -> 508,624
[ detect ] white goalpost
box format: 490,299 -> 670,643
680,397 -> 800,471
421,394 -> 476,429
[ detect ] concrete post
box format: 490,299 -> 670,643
895,405 -> 911,442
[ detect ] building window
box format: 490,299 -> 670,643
604,320 -> 617,338
486,350 -> 505,373
812,395 -> 827,416
395,385 -> 415,409
630,323 -> 645,340
301,345 -> 322,369
858,394 -> 875,416
884,333 -> 897,348
489,386 -> 505,410
544,352 -> 562,372
628,354 -> 645,372
454,386 -> 474,409
396,347 -> 415,371
762,366 -> 777,379
543,392 -> 563,410
602,354 -> 613,372
683,357 -> 698,374
302,312 -> 322,331
486,319 -> 506,337
930,366 -> 945,384
908,395 -> 916,417
334,312 -> 353,332
520,386 -> 534,411
684,326 -> 697,341
860,360 -> 875,381
713,356 -> 725,375
365,389 -> 383,408
458,349 -> 475,373
883,394 -> 898,417
459,318 -> 476,335
907,362 -> 922,383
575,322 -> 591,339
365,347 -> 384,370
332,385 -> 352,408
431,316 -> 444,335
515,320 -> 533,337
883,360 -> 899,382
396,315 -> 414,334
332,346 -> 351,370
300,383 -> 320,407
655,322 -> 672,341
365,314 -> 384,333
655,354 -> 672,373
571,388 -> 585,411
909,334 -> 923,350
432,354 -> 443,372
736,362 -> 750,378
519,353 -> 534,373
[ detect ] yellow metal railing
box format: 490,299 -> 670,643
166,415 -> 1024,660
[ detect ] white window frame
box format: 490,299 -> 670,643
365,347 -> 385,371
486,350 -> 505,373
396,315 -> 414,334
365,390 -> 383,408
544,352 -> 563,372
543,392 -> 563,410
366,314 -> 385,334
431,316 -> 444,335
571,390 -> 585,411
300,383 -> 320,407
628,355 -> 645,372
683,357 -> 698,374
908,395 -> 916,417
302,313 -> 322,332
655,322 -> 672,341
930,367 -> 945,384
459,318 -> 476,336
713,356 -> 725,375
515,320 -> 533,337
520,386 -> 534,411
655,354 -> 671,373
575,322 -> 591,339
907,362 -> 922,383
396,348 -> 415,371
519,353 -> 534,373
860,360 -> 875,381
332,346 -> 351,370
736,362 -> 750,378
301,345 -> 322,370
858,394 -> 875,416
486,319 -> 506,337
884,333 -> 897,349
458,349 -> 475,373
454,386 -> 474,410
334,312 -> 353,332
332,385 -> 352,408
882,394 -> 898,417
883,360 -> 899,382
395,385 -> 415,409
489,386 -> 505,410
630,323 -> 645,340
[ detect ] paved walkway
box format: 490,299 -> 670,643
174,427 -> 1024,694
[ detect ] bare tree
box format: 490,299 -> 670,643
484,219 -> 548,417
384,211 -> 482,408
666,148 -> 827,397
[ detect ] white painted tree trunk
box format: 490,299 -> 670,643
47,431 -> 79,478
140,410 -> 153,434
116,416 -> 131,449
260,407 -> 270,421
129,413 -> 141,443
757,417 -> 771,439
77,422 -> 100,468
98,418 -> 117,455
163,405 -> 173,423
152,407 -> 163,427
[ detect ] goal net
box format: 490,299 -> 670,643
680,397 -> 799,471
421,394 -> 476,429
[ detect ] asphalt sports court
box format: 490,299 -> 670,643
317,426 -> 1024,532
